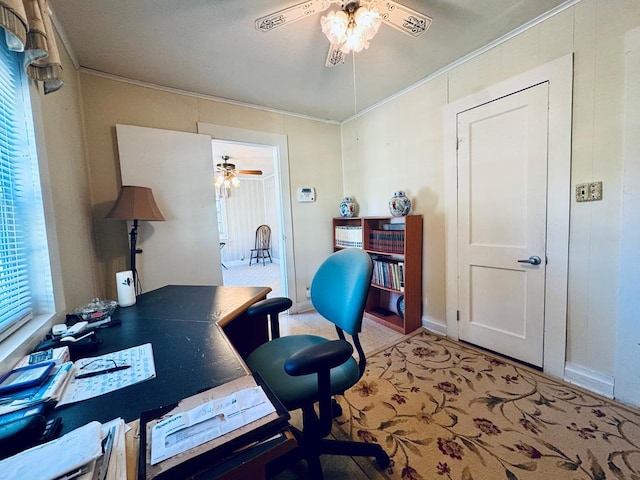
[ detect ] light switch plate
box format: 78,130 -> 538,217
576,183 -> 589,202
576,181 -> 603,202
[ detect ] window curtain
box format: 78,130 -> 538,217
0,0 -> 62,93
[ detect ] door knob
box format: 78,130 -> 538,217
517,256 -> 542,266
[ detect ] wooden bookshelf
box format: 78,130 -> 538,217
333,215 -> 423,334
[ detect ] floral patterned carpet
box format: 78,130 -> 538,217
332,329 -> 640,480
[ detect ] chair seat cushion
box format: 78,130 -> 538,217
246,335 -> 360,410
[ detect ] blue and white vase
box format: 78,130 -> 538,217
339,196 -> 357,217
389,191 -> 411,216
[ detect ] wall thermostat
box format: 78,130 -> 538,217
297,187 -> 316,202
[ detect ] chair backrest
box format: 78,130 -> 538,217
310,248 -> 373,336
255,225 -> 271,249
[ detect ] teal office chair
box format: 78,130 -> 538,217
245,248 -> 389,480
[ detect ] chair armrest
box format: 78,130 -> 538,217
284,340 -> 353,377
246,297 -> 293,316
247,297 -> 292,340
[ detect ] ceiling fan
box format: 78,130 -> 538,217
255,0 -> 432,67
215,155 -> 264,197
216,155 -> 263,177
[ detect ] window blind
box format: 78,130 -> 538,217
0,41 -> 33,337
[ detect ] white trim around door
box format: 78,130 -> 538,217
196,122 -> 296,306
444,54 -> 573,378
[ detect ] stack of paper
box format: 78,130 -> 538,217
97,418 -> 128,480
150,386 -> 276,465
0,418 -> 127,480
58,343 -> 156,407
0,362 -> 73,416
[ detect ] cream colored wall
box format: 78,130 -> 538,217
37,36 -> 99,311
342,78 -> 448,326
78,73 -> 343,302
341,0 -> 640,379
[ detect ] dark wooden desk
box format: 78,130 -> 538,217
55,285 -> 272,432
52,285 -> 293,479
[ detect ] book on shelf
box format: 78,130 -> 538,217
334,225 -> 363,248
381,223 -> 405,231
369,230 -> 404,254
371,257 -> 404,292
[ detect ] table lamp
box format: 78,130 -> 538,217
105,185 -> 165,293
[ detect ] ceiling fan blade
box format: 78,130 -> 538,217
378,1 -> 433,38
325,44 -> 346,67
255,0 -> 335,32
236,169 -> 263,175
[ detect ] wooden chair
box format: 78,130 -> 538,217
249,224 -> 272,266
219,242 -> 228,270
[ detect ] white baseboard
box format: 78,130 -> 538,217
422,315 -> 447,336
564,363 -> 615,399
291,300 -> 314,314
224,259 -> 280,267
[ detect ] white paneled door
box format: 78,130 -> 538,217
457,83 -> 549,367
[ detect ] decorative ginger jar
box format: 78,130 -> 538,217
339,196 -> 357,218
388,191 -> 411,216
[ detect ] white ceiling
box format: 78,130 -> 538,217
49,0 -> 573,123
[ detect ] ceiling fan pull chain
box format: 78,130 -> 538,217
352,51 -> 360,142
352,51 -> 357,119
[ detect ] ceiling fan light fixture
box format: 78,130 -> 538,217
320,10 -> 348,44
321,2 -> 381,55
354,6 -> 381,36
213,154 -> 263,197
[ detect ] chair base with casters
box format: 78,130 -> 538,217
245,249 -> 390,480
248,335 -> 389,479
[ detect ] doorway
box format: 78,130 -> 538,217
212,140 -> 283,297
444,55 -> 573,377
197,122 -> 295,304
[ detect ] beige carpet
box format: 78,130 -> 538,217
332,329 -> 640,480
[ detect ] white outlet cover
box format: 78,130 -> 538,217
589,181 -> 603,200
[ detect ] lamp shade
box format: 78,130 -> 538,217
105,185 -> 165,221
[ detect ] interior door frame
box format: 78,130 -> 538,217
197,122 -> 295,304
614,27 -> 640,404
444,54 -> 573,378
